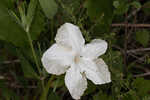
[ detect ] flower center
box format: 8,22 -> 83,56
74,55 -> 82,64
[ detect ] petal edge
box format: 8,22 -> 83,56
41,44 -> 73,75
55,23 -> 85,52
65,65 -> 87,99
82,39 -> 108,59
79,58 -> 111,85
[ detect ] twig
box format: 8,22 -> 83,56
111,23 -> 150,27
134,72 -> 150,77
0,76 -> 37,88
127,48 -> 150,53
0,59 -> 20,64
0,76 -> 5,79
133,55 -> 147,65
8,83 -> 37,89
123,13 -> 128,74
135,65 -> 150,73
128,53 -> 145,62
113,45 -> 150,54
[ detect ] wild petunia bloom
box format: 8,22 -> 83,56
41,23 -> 111,99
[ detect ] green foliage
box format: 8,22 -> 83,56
39,0 -> 58,19
85,0 -> 113,33
132,78 -> 150,97
130,1 -> 141,9
136,29 -> 150,47
48,92 -> 61,100
84,81 -> 96,95
1,88 -> 20,100
18,51 -> 38,79
0,1 -> 27,47
0,0 -> 44,47
142,1 -> 150,15
93,91 -> 114,100
0,81 -> 19,100
85,0 -> 113,19
29,6 -> 45,40
113,0 -> 129,15
26,0 -> 38,31
40,76 -> 55,100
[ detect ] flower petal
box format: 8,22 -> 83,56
82,39 -> 107,59
41,44 -> 74,75
55,23 -> 85,52
79,58 -> 111,85
65,64 -> 87,99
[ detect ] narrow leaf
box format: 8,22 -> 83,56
17,51 -> 38,79
39,0 -> 58,19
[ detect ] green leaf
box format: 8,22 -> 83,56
0,0 -> 14,9
26,0 -> 38,30
130,1 -> 141,9
48,92 -> 61,100
113,1 -> 119,8
0,1 -> 44,47
142,1 -> 150,16
17,51 -> 38,79
84,81 -> 96,95
93,92 -> 114,100
122,90 -> 138,100
85,0 -> 113,33
85,0 -> 113,19
29,5 -> 45,40
52,78 -> 64,92
113,0 -> 129,15
136,29 -> 149,47
39,0 -> 58,19
132,78 -> 150,97
0,2 -> 28,47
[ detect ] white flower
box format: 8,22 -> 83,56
41,23 -> 111,99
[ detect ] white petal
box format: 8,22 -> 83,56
55,23 -> 85,52
79,58 -> 111,85
41,44 -> 74,75
81,39 -> 107,59
65,64 -> 87,99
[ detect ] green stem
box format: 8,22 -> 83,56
37,42 -> 42,57
50,20 -> 54,44
40,75 -> 55,100
26,31 -> 41,76
26,31 -> 46,91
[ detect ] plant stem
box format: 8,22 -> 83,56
26,31 -> 46,91
26,31 -> 41,76
50,20 -> 54,44
40,75 -> 55,100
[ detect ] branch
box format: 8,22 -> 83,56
0,59 -> 20,64
134,72 -> 150,77
127,48 -> 150,53
0,76 -> 5,80
111,23 -> 150,28
113,45 -> 150,53
0,76 -> 37,88
8,83 -> 37,89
